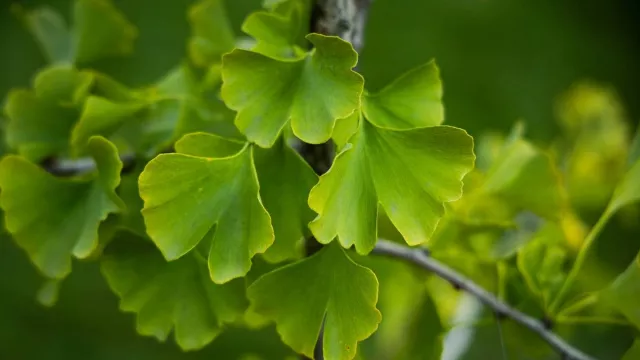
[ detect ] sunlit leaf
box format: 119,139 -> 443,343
309,120 -> 474,253
0,136 -> 124,278
101,231 -> 247,350
363,60 -> 444,129
221,34 -> 363,147
247,243 -> 381,360
241,0 -> 308,58
139,133 -> 273,283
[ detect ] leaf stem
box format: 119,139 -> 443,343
548,209 -> 612,314
372,239 -> 596,360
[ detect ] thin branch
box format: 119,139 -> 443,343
372,239 -> 596,360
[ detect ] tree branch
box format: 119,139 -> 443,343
371,239 -> 596,360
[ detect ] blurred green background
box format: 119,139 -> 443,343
1,0 -> 639,359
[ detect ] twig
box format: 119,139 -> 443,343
371,239 -> 596,360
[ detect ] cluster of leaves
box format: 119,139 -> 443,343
0,0 -> 639,359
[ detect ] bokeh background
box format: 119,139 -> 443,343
1,0 -> 639,359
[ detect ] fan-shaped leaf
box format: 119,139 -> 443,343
73,0 -> 138,64
0,136 -> 124,278
309,120 -> 475,253
247,243 -> 381,360
363,60 -> 444,129
101,231 -> 247,350
139,134 -> 273,283
221,34 -> 363,147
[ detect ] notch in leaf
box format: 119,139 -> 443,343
248,243 -> 381,360
221,33 -> 364,148
0,136 -> 125,279
101,231 -> 248,350
139,133 -> 274,283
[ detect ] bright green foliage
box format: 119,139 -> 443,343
603,255 -> 640,328
139,133 -> 273,284
19,0 -> 137,65
309,120 -> 475,253
476,125 -> 565,221
188,0 -> 235,67
221,33 -> 364,147
242,0 -> 309,58
253,138 -> 317,262
4,66 -> 91,161
71,96 -> 146,153
363,60 -> 444,129
0,136 -> 123,279
247,243 -> 381,360
3,0 -> 640,359
102,232 -> 248,350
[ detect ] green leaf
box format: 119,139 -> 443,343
19,6 -> 73,64
247,243 -> 381,360
139,133 -> 273,283
4,66 -> 96,161
607,159 -> 640,215
0,136 -> 124,278
221,34 -> 364,147
602,255 -> 640,328
253,137 -> 317,262
73,0 -> 138,64
309,120 -> 475,253
363,60 -> 444,129
480,129 -> 565,220
517,223 -> 568,310
101,231 -> 248,350
241,0 -> 308,58
622,340 -> 640,360
188,0 -> 235,67
71,96 -> 146,153
33,65 -> 94,105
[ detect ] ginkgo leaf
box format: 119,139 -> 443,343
241,0 -> 308,58
4,66 -> 95,161
101,231 -> 248,350
363,60 -> 444,129
33,65 -> 94,105
0,136 -> 124,279
221,33 -> 363,147
73,0 -> 138,64
253,137 -> 317,262
309,120 -> 475,253
480,127 -> 565,220
19,5 -> 73,64
139,133 -> 273,283
187,0 -> 235,67
71,96 -> 146,153
602,255 -> 640,329
247,243 -> 381,360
